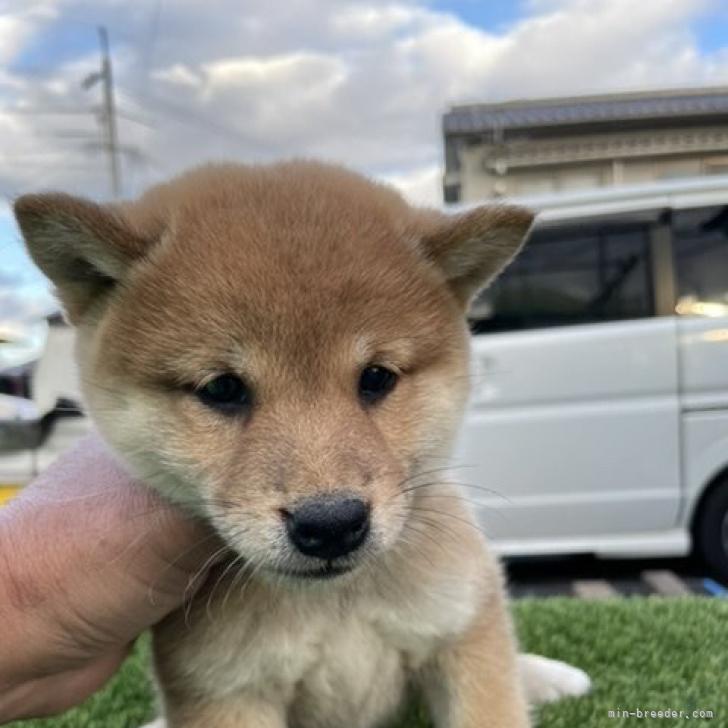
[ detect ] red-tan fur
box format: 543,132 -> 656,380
15,162 -> 588,728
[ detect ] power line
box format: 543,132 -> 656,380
0,107 -> 95,116
82,26 -> 121,198
126,89 -> 261,148
1,27 -> 152,199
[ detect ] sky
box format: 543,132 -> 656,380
2,0 -> 728,345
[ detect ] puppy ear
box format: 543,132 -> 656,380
13,193 -> 151,323
421,205 -> 534,307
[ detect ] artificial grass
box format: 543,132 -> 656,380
9,597 -> 728,728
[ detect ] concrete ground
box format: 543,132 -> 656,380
505,553 -> 725,599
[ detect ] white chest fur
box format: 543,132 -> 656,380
157,538 -> 490,728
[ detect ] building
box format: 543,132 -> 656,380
443,87 -> 728,202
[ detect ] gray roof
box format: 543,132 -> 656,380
444,87 -> 728,135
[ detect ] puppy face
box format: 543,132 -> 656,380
15,162 -> 532,581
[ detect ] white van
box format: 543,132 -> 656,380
456,176 -> 728,580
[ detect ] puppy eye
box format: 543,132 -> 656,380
196,374 -> 251,413
358,365 -> 398,405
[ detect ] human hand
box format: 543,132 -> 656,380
0,434 -> 224,722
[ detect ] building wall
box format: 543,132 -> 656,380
453,124 -> 728,201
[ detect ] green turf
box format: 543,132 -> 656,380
9,597 -> 728,728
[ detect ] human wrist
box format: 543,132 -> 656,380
0,514 -> 40,700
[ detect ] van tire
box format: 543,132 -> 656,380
695,478 -> 728,585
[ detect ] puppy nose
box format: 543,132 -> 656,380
284,496 -> 370,560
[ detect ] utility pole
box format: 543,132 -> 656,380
82,26 -> 121,198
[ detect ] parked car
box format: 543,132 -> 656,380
0,318 -> 89,503
456,176 -> 728,580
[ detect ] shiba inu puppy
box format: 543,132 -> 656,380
15,162 -> 589,728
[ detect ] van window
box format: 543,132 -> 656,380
470,222 -> 654,334
673,206 -> 728,317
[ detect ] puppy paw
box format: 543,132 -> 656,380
518,653 -> 591,705
139,720 -> 166,728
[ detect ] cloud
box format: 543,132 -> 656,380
0,0 -> 727,329
0,2 -> 58,66
482,0 -> 720,97
1,0 -> 725,204
381,163 -> 443,207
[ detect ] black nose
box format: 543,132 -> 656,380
284,496 -> 370,560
